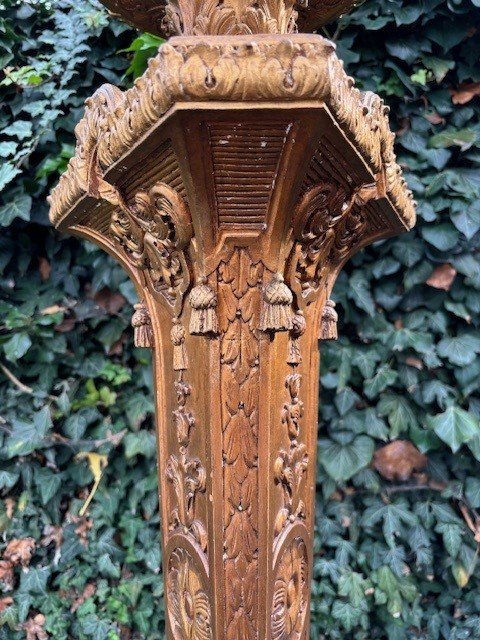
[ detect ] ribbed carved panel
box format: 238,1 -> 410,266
302,138 -> 353,193
124,140 -> 187,200
208,122 -> 290,228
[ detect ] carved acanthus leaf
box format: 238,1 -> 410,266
166,450 -> 207,550
287,180 -> 378,306
140,0 -> 298,36
274,443 -> 308,536
110,182 -> 193,313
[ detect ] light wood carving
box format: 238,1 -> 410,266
49,2 -> 415,638
99,0 -> 359,37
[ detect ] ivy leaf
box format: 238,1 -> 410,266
98,553 -> 121,578
0,469 -> 19,489
334,387 -> 358,416
423,56 -> 455,82
378,394 -> 417,438
6,406 -> 51,457
3,332 -> 32,361
319,435 -> 374,482
0,194 -> 32,226
34,467 -> 62,505
451,204 -> 480,240
429,128 -> 478,151
465,477 -> 480,508
0,163 -> 21,191
427,406 -> 479,453
364,365 -> 398,399
18,567 -> 51,595
422,223 -> 459,251
437,333 -> 480,366
338,571 -> 368,607
331,601 -> 363,632
348,270 -> 376,316
436,522 -> 463,557
2,120 -> 33,140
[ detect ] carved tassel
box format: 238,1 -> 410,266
131,301 -> 153,347
171,321 -> 188,370
288,312 -> 306,365
259,273 -> 294,332
189,279 -> 219,336
319,299 -> 338,341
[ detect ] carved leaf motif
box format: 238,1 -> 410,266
289,181 -> 347,303
274,443 -> 308,535
110,182 -> 193,311
166,451 -> 207,549
173,408 -> 195,446
218,248 -> 265,638
281,373 -> 303,440
164,0 -> 298,35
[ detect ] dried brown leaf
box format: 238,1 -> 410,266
41,305 -> 66,316
94,287 -> 126,315
3,537 -> 36,567
71,582 -> 96,612
0,561 -> 14,591
54,316 -> 76,333
373,440 -> 427,482
41,525 -> 63,548
405,357 -> 423,370
426,263 -> 456,291
450,81 -> 480,105
0,597 -> 13,613
4,498 -> 15,519
38,257 -> 51,281
425,112 -> 445,125
24,614 -> 48,640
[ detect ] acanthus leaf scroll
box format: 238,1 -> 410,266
166,449 -> 208,551
110,183 -> 193,314
286,180 -> 379,307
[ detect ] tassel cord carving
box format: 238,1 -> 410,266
319,298 -> 338,341
260,272 -> 294,332
131,301 -> 154,348
189,278 -> 219,336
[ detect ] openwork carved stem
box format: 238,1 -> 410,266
49,4 -> 415,637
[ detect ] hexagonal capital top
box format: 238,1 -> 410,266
99,0 -> 359,37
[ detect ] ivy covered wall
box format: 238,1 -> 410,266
0,0 -> 480,638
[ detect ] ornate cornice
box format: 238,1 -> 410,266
48,34 -> 415,231
99,0 -> 358,37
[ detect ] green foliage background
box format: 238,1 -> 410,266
1,0 -> 480,637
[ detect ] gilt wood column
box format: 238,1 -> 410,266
48,2 -> 416,638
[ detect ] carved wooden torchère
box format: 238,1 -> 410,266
49,1 -> 416,638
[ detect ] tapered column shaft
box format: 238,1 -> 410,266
148,247 -> 321,639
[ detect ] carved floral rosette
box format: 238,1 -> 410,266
271,524 -> 311,640
166,534 -> 213,640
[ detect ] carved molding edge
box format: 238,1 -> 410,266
48,35 -> 416,230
